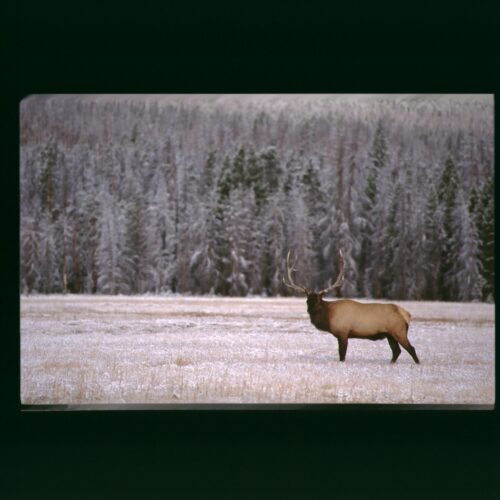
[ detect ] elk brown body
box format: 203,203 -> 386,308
284,250 -> 420,364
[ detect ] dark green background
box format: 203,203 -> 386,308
3,1 -> 498,498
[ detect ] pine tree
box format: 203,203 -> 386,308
232,146 -> 246,187
38,214 -> 61,293
203,205 -> 223,294
283,150 -> 302,195
371,120 -> 388,170
261,191 -> 287,296
39,138 -> 58,219
335,218 -> 358,298
243,191 -> 263,294
212,157 -> 234,295
147,169 -> 176,293
20,215 -> 41,293
122,194 -> 147,293
200,150 -> 217,197
424,185 -> 445,300
225,188 -> 253,296
381,183 -> 400,298
284,193 -> 314,294
79,179 -> 100,294
260,146 -> 282,196
301,156 -> 327,290
96,194 -> 124,295
358,122 -> 389,298
175,160 -> 203,294
468,185 -> 479,217
438,156 -> 459,300
451,189 -> 484,301
56,210 -> 73,294
358,178 -> 376,297
477,178 -> 494,301
317,205 -> 359,298
246,147 -> 266,209
187,151 -> 222,294
390,181 -> 411,300
406,190 -> 427,300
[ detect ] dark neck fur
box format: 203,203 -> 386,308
308,300 -> 330,332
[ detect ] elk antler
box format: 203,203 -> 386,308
318,249 -> 345,295
283,251 -> 309,294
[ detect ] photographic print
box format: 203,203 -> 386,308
20,94 -> 494,406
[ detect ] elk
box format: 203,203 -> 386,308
283,250 -> 420,364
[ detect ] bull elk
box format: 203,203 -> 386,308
283,250 -> 420,364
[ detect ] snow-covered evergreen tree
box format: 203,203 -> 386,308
19,94 -> 493,300
423,184 -> 446,300
96,191 -> 124,294
438,156 -> 460,300
225,188 -> 253,296
147,167 -> 176,293
285,194 -> 315,293
451,189 -> 484,301
261,190 -> 287,296
20,215 -> 41,294
477,177 -> 494,301
38,214 -> 61,293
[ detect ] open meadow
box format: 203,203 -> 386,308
20,295 -> 495,406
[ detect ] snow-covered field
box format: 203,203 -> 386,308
20,295 -> 495,406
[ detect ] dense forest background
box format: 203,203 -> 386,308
20,94 -> 494,301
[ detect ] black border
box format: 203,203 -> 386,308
4,2 -> 499,498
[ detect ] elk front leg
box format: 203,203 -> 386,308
338,337 -> 348,362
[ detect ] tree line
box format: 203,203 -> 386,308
20,95 -> 494,301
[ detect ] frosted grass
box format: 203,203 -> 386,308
21,295 -> 495,405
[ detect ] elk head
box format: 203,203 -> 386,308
282,249 -> 345,312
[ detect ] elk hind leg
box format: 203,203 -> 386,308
387,335 -> 401,363
398,337 -> 420,364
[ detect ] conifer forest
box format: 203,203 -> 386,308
20,94 -> 494,301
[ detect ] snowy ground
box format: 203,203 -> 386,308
20,295 -> 495,406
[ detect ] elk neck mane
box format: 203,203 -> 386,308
308,297 -> 331,332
